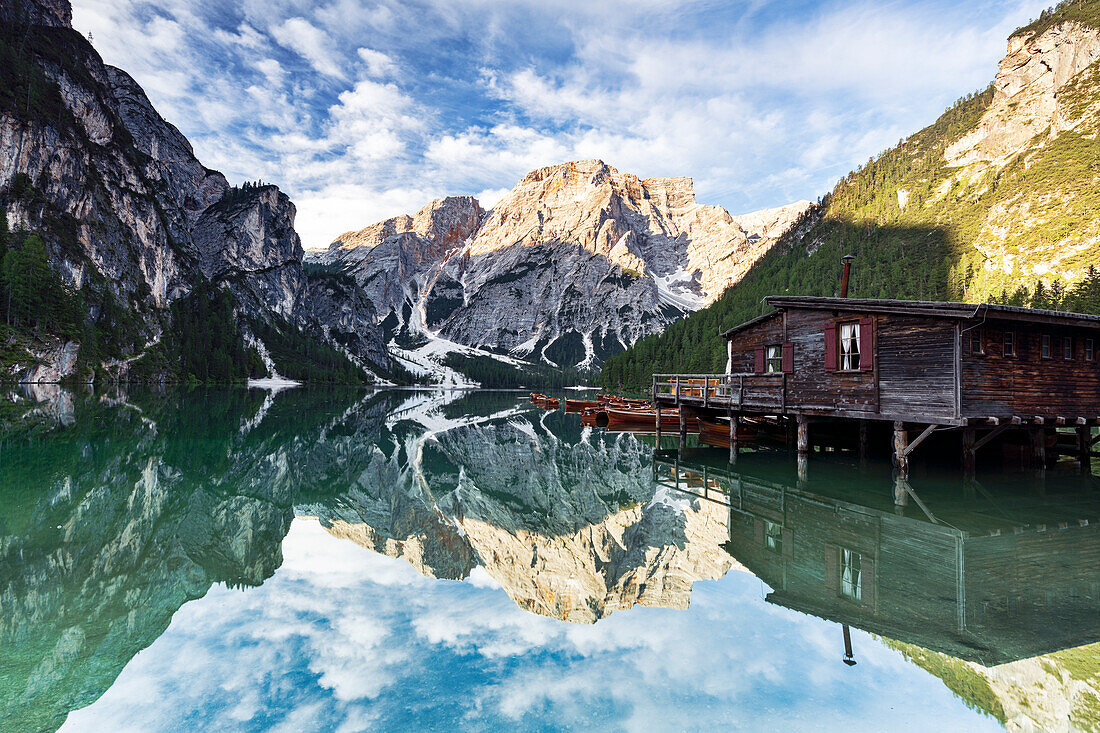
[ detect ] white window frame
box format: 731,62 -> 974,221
840,548 -> 862,602
764,520 -> 782,553
839,323 -> 861,371
765,345 -> 783,373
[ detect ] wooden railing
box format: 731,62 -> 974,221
652,373 -> 787,410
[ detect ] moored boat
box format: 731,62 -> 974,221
698,418 -> 757,447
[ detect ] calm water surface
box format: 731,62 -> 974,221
1,387 -> 1098,732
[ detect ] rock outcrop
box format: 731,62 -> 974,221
320,160 -> 810,368
0,0 -> 391,381
947,21 -> 1100,166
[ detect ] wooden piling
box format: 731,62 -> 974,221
1077,426 -> 1092,473
797,415 -> 809,455
893,421 -> 909,479
962,427 -> 976,483
728,412 -> 738,465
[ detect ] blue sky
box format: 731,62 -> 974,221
72,0 -> 1049,249
61,518 -> 1001,731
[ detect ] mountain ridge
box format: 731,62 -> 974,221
319,159 -> 809,379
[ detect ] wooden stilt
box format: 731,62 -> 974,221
858,420 -> 869,464
679,408 -> 687,452
1029,426 -> 1046,475
797,453 -> 808,488
797,415 -> 809,455
728,412 -> 738,465
654,403 -> 662,447
962,427 -> 976,483
893,475 -> 909,511
1078,426 -> 1092,473
893,421 -> 909,479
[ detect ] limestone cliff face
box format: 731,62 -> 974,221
947,22 -> 1100,167
0,0 -> 391,380
321,160 -> 809,368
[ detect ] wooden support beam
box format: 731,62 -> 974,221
1078,426 -> 1093,474
893,421 -> 909,479
729,413 -> 739,465
974,424 -> 1012,452
987,417 -> 1000,425
1010,416 -> 1022,425
797,415 -> 810,455
1033,416 -> 1045,425
1030,426 -> 1046,473
1056,416 -> 1067,425
962,427 -> 976,483
902,424 -> 937,457
859,420 -> 869,463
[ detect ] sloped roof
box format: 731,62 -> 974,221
720,297 -> 1100,337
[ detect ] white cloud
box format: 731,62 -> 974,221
272,17 -> 348,80
357,47 -> 398,78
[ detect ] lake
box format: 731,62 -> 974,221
1,386 -> 1098,732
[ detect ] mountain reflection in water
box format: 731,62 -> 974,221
1,386 -> 1097,731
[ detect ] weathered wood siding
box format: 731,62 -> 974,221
961,322 -> 1100,418
877,315 -> 957,418
726,308 -> 957,419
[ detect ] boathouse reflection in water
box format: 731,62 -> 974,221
655,448 -> 1100,666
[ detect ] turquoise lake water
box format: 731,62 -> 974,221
1,387 -> 1097,731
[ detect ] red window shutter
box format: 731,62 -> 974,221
782,342 -> 794,373
754,345 -> 765,374
859,317 -> 874,371
824,324 -> 837,373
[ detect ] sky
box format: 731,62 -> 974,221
71,0 -> 1050,250
61,518 -> 1001,731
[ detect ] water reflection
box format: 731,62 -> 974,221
1,387 -> 1098,731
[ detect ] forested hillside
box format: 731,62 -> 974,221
602,0 -> 1100,391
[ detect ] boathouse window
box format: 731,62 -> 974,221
840,548 -> 862,602
1087,339 -> 1095,361
968,329 -> 984,355
1064,336 -> 1074,360
1003,331 -> 1016,357
764,520 -> 782,553
1041,334 -> 1052,359
765,345 -> 783,373
839,323 -> 860,371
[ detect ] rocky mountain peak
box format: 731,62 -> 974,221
0,0 -> 71,28
323,159 -> 809,374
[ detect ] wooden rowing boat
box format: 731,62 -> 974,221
698,418 -> 757,447
605,407 -> 698,431
564,398 -> 603,412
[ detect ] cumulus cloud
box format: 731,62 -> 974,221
70,0 -> 1052,248
60,519 -> 1002,732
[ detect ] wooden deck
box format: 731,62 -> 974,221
652,373 -> 1100,429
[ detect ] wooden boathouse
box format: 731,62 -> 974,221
653,295 -> 1100,477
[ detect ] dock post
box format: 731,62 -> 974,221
796,415 -> 809,455
1077,426 -> 1092,473
858,420 -> 869,465
655,404 -> 661,447
679,408 -> 687,452
962,427 -> 976,483
1029,426 -> 1046,475
728,412 -> 738,465
893,421 -> 909,479
893,476 -> 910,513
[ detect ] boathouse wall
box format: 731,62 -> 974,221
725,309 -> 958,420
961,321 -> 1100,418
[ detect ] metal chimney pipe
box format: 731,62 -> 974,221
842,624 -> 857,666
840,254 -> 855,298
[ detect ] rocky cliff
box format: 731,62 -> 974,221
319,160 -> 809,370
0,0 -> 391,382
